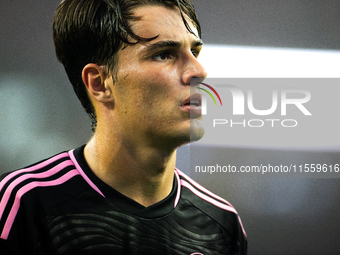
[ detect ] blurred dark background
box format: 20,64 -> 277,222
1,1 -> 340,254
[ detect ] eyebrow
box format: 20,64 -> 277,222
142,39 -> 203,54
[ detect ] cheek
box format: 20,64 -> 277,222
142,69 -> 179,100
117,63 -> 180,113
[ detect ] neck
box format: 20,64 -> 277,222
84,131 -> 177,207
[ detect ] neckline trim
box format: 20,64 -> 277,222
69,145 -> 181,218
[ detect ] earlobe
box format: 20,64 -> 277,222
82,64 -> 113,103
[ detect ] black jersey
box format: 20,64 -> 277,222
0,146 -> 247,255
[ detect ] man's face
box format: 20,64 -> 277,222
109,5 -> 207,150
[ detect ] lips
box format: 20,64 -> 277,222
180,93 -> 202,117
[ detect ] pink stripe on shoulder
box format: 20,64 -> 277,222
68,150 -> 105,198
0,160 -> 74,221
181,179 -> 247,237
177,169 -> 247,237
0,169 -> 79,240
0,152 -> 69,193
181,179 -> 237,214
176,169 -> 233,207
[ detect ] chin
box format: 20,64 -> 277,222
168,119 -> 205,149
189,119 -> 205,142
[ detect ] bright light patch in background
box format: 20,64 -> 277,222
0,74 -> 90,172
199,45 -> 340,78
195,45 -> 340,150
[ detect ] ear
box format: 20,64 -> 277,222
82,64 -> 113,103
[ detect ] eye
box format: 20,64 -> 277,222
191,49 -> 200,58
152,52 -> 172,61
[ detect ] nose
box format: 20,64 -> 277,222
182,53 -> 208,85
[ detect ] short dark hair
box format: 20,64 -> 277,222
52,0 -> 201,132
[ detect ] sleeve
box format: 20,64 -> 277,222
176,169 -> 248,254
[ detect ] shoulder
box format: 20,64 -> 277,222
175,169 -> 247,252
176,169 -> 238,213
0,150 -> 82,240
0,151 -> 79,201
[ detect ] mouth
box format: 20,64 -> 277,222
180,93 -> 202,117
182,93 -> 202,106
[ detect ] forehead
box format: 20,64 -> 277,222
130,5 -> 199,41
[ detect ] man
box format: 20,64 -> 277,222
0,0 -> 247,254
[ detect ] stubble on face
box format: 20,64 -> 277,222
107,5 -> 206,151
